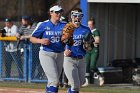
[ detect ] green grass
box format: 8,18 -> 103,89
81,84 -> 140,93
0,81 -> 46,89
0,81 -> 140,93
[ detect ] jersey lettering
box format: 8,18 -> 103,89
46,31 -> 61,35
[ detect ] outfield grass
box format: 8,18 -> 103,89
0,81 -> 140,93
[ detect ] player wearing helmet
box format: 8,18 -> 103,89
63,8 -> 92,93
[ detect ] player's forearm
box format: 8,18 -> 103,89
94,36 -> 100,44
21,35 -> 31,39
30,36 -> 41,44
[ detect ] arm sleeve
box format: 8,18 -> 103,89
93,30 -> 100,37
31,22 -> 45,38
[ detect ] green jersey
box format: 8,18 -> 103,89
91,28 -> 100,48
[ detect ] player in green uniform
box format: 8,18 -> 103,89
82,18 -> 104,87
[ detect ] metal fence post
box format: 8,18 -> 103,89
28,43 -> 32,82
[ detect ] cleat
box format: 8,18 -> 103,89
98,76 -> 104,87
82,78 -> 89,87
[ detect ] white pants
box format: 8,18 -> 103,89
63,57 -> 86,91
39,50 -> 64,87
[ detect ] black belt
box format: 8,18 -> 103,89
71,56 -> 83,59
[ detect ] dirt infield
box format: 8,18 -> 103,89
0,87 -> 95,93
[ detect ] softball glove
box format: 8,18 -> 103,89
61,22 -> 75,45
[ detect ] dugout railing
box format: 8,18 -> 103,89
0,41 -> 47,83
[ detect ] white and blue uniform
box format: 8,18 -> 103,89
64,24 -> 91,92
32,20 -> 65,52
31,20 -> 66,92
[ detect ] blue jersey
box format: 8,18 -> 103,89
66,24 -> 91,58
31,20 -> 66,52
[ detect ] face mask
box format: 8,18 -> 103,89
71,11 -> 84,18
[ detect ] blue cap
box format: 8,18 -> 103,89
4,18 -> 12,22
22,15 -> 32,21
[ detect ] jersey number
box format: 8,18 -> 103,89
51,36 -> 60,43
73,40 -> 82,46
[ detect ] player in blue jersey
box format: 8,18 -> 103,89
30,5 -> 66,93
63,8 -> 92,93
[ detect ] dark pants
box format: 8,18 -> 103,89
85,47 -> 100,83
85,48 -> 100,73
5,51 -> 23,78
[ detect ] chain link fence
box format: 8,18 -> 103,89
0,41 -> 47,82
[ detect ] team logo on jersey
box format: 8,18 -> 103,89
45,26 -> 50,30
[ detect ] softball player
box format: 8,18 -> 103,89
63,8 -> 91,93
30,5 -> 66,93
82,18 -> 104,87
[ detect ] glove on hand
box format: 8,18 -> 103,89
83,32 -> 94,51
61,22 -> 75,45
